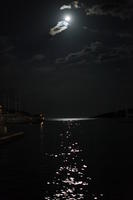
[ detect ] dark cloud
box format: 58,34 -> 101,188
57,0 -> 133,20
0,39 -> 51,74
21,53 -> 55,73
117,33 -> 133,39
0,46 -> 15,55
0,53 -> 16,65
85,0 -> 133,20
35,64 -> 55,73
0,48 -> 16,68
97,45 -> 133,63
27,54 -> 46,64
56,41 -> 133,66
0,36 -> 15,55
55,41 -> 102,66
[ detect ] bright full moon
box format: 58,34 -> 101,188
64,16 -> 71,22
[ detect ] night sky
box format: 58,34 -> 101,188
0,0 -> 133,117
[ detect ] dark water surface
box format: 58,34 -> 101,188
0,125 -> 39,200
0,119 -> 133,199
41,119 -> 133,200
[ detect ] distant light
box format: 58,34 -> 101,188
48,118 -> 95,121
64,15 -> 71,22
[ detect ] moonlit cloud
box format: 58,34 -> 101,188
60,5 -> 72,10
60,1 -> 80,10
60,1 -> 133,20
50,21 -> 69,36
50,1 -> 81,36
50,0 -> 133,36
73,0 -> 80,9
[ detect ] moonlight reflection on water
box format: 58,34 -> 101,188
41,121 -> 104,200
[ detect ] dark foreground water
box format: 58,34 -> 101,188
0,119 -> 133,200
0,124 -> 39,200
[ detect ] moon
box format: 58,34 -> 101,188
64,15 -> 71,22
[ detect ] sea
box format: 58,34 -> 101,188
0,119 -> 133,200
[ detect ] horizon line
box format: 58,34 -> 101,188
46,118 -> 96,121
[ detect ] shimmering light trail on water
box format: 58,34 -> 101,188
41,121 -> 104,200
47,118 -> 95,121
